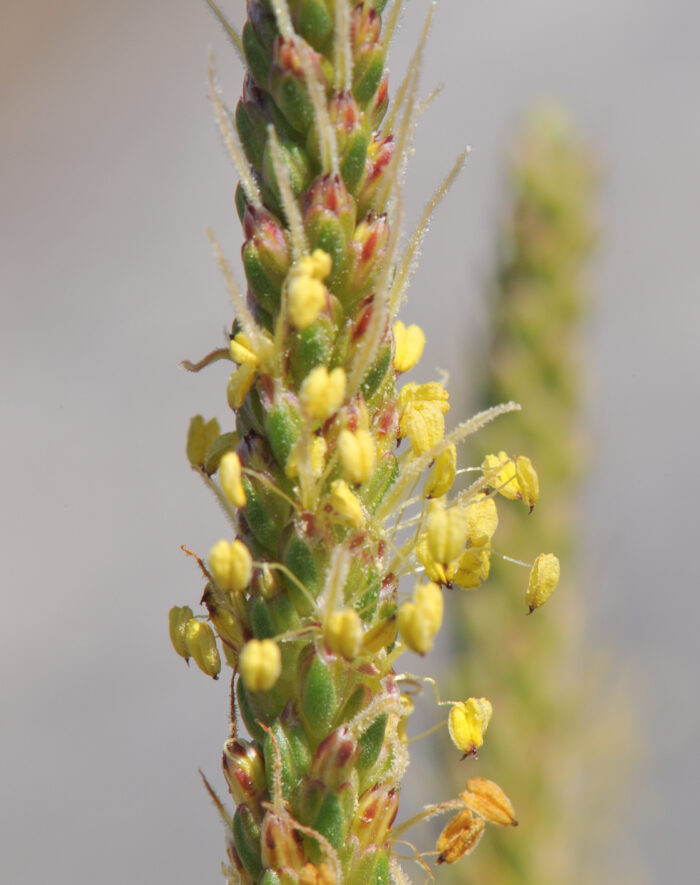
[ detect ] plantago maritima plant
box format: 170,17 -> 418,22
170,3 -> 560,882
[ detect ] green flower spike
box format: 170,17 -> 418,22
170,3 -> 559,882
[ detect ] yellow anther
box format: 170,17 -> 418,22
325,609 -> 363,660
299,366 -> 347,421
309,436 -> 328,477
229,332 -> 258,365
219,451 -> 247,509
184,619 -> 221,679
398,581 -> 444,655
186,415 -> 220,467
288,273 -> 327,329
208,604 -> 243,656
298,248 -> 333,280
526,552 -> 560,612
208,539 -> 253,593
452,547 -> 491,589
448,697 -> 493,756
416,533 -> 449,585
399,401 -> 445,454
329,479 -> 365,529
392,320 -> 426,373
362,616 -> 398,654
397,602 -> 432,655
169,605 -> 194,659
436,809 -> 485,864
426,504 -> 469,565
398,693 -> 415,743
229,539 -> 253,592
299,861 -> 335,885
515,455 -> 539,511
398,381 -> 450,414
239,638 -> 282,692
482,451 -> 519,499
460,777 -> 518,828
424,443 -> 456,498
227,363 -> 257,411
413,581 -> 444,634
463,493 -> 498,547
286,435 -> 328,479
338,428 -> 376,485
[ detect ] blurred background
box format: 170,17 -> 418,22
2,1 -> 699,883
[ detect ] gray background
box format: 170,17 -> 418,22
2,1 -> 698,882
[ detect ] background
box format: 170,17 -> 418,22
2,1 -> 698,882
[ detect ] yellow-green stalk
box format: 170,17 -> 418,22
170,5 -> 559,882
447,107 -> 602,884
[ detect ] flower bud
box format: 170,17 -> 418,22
460,777 -> 518,827
299,649 -> 337,738
340,213 -> 390,307
169,605 -> 194,660
338,428 -> 376,485
526,552 -> 560,612
240,638 -> 282,692
448,698 -> 493,757
329,479 -> 366,529
350,787 -> 399,849
289,0 -> 333,51
351,9 -> 385,109
233,803 -> 263,879
242,21 -> 271,90
222,738 -> 267,809
316,91 -> 371,194
325,608 -> 363,660
300,366 -> 347,420
186,415 -> 221,467
309,726 -> 358,787
436,809 -> 485,864
392,321 -> 426,373
260,811 -> 306,871
184,619 -> 221,679
424,444 -> 456,498
303,175 -> 357,280
262,130 -> 313,208
266,395 -> 304,470
242,205 -> 292,315
219,451 -> 247,509
356,134 -> 394,215
235,93 -> 268,171
269,37 -> 318,134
